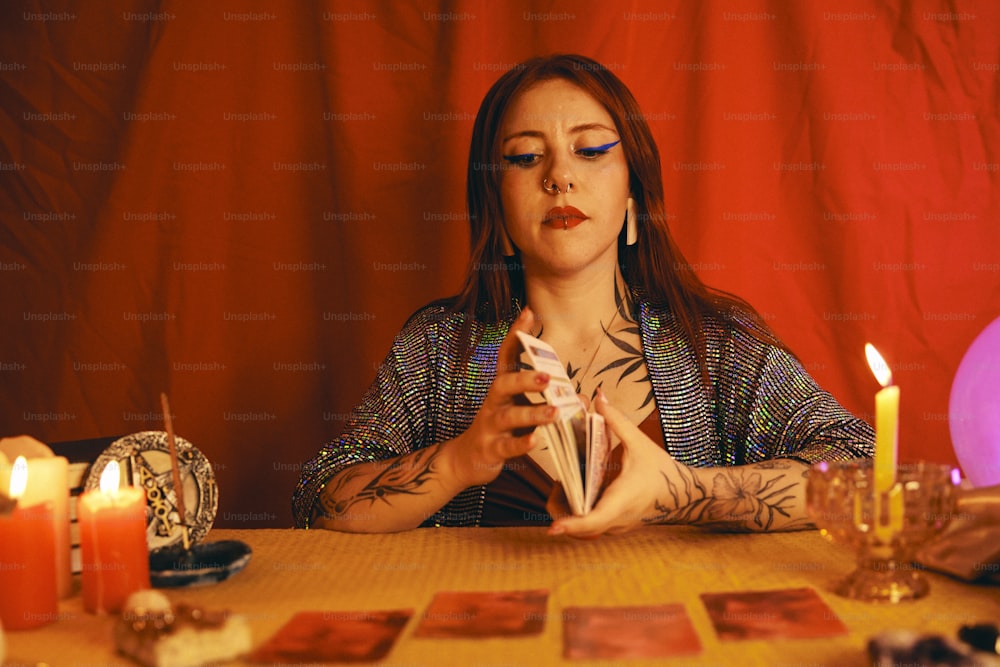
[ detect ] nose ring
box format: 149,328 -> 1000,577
542,178 -> 572,194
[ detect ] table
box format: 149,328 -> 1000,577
5,527 -> 999,666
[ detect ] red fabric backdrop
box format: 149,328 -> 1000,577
2,0 -> 998,527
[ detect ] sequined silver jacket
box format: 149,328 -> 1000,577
292,299 -> 874,528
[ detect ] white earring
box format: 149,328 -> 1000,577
625,197 -> 638,246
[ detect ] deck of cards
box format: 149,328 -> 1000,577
516,331 -> 610,516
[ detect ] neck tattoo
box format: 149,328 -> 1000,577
532,306 -> 620,394
575,306 -> 619,390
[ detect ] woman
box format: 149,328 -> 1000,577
293,54 -> 874,536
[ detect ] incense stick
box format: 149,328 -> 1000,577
160,392 -> 190,551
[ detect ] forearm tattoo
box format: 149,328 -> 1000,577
314,446 -> 441,522
643,461 -> 812,531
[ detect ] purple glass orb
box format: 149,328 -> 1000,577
949,315 -> 1000,487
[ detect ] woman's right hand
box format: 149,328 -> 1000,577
441,306 -> 559,489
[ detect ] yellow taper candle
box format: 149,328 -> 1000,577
865,344 -> 899,493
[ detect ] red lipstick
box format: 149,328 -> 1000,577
543,206 -> 587,230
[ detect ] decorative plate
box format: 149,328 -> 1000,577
82,430 -> 218,552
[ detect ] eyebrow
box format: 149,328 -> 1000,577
501,122 -> 618,144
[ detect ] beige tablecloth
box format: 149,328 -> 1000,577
5,526 -> 999,666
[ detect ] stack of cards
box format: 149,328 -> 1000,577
516,331 -> 610,515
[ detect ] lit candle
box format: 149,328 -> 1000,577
0,456 -> 59,630
0,438 -> 70,598
78,460 -> 150,614
865,343 -> 899,493
19,456 -> 71,598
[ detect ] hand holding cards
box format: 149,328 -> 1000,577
516,331 -> 610,516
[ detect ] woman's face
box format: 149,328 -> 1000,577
498,78 -> 630,279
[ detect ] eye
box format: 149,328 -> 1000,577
575,139 -> 621,159
501,152 -> 542,168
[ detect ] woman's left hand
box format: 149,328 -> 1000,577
546,390 -> 683,538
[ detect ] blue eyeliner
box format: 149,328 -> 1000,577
501,139 -> 620,164
580,139 -> 621,152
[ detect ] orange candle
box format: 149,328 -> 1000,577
0,457 -> 59,630
19,456 -> 71,598
78,461 -> 150,614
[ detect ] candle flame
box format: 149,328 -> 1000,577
9,455 -> 28,499
99,460 -> 121,494
865,343 -> 893,387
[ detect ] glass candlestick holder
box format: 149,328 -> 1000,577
807,460 -> 960,603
